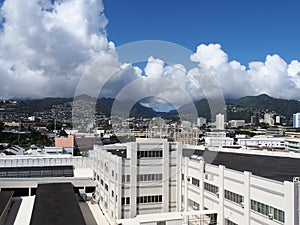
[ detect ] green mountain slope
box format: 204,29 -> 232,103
232,94 -> 300,118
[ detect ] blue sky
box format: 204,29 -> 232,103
103,0 -> 300,65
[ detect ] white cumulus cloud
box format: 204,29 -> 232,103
0,0 -> 111,99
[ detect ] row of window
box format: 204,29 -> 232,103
225,190 -> 244,204
121,195 -> 163,205
137,150 -> 163,158
204,182 -> 219,194
188,198 -> 200,210
137,195 -> 162,204
251,199 -> 285,223
137,173 -> 163,182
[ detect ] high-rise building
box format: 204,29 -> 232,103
215,113 -> 224,130
293,113 -> 300,128
251,112 -> 260,125
264,113 -> 274,126
275,115 -> 281,124
197,117 -> 207,127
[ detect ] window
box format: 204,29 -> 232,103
157,222 -> 166,225
100,179 -> 103,186
251,200 -> 285,223
112,170 -> 114,177
105,183 -> 108,191
225,190 -> 243,204
192,177 -> 200,187
111,190 -> 114,197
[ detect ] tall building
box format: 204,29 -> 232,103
197,117 -> 207,127
264,113 -> 274,126
93,138 -> 182,223
293,113 -> 300,128
92,139 -> 300,225
251,112 -> 260,125
215,113 -> 224,130
275,115 -> 281,124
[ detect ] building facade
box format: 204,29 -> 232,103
93,139 -> 182,224
216,113 -> 225,130
92,139 -> 300,225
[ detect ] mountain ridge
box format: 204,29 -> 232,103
3,94 -> 300,121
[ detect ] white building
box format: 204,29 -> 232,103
237,136 -> 285,149
275,116 -> 281,124
228,120 -> 245,128
91,139 -> 300,225
1,139 -> 300,225
182,146 -> 299,225
93,139 -> 181,224
197,117 -> 207,127
205,137 -> 234,147
216,113 -> 225,130
264,113 -> 274,126
285,137 -> 300,152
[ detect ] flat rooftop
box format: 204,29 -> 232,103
0,191 -> 13,220
185,149 -> 300,182
29,183 -> 86,225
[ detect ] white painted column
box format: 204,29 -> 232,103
284,181 -> 295,225
295,181 -> 300,225
218,165 -> 225,225
129,142 -> 137,218
244,171 -> 251,225
162,142 -> 169,212
176,142 -> 182,211
199,159 -> 205,210
117,157 -> 122,220
184,157 -> 189,223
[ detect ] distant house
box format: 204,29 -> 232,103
55,135 -> 75,155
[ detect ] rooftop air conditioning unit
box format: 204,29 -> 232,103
268,214 -> 274,220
